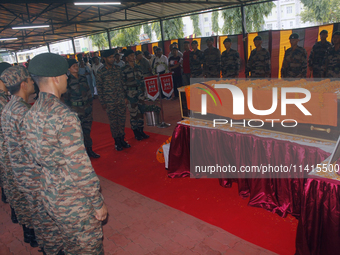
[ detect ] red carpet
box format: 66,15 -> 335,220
91,121 -> 297,255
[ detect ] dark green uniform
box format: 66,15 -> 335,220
324,46 -> 340,78
63,74 -> 94,148
308,41 -> 332,78
189,50 -> 204,78
203,47 -> 221,78
0,90 -> 8,193
246,48 -> 271,78
221,49 -> 240,78
281,46 -> 307,78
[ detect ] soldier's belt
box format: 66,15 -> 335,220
126,87 -> 138,90
72,101 -> 85,106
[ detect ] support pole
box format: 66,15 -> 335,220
107,30 -> 112,49
240,5 -> 248,77
71,37 -> 76,55
47,43 -> 50,52
160,19 -> 165,53
15,52 -> 18,64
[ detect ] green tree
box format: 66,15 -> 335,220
221,3 -> 274,35
111,26 -> 141,46
152,18 -> 184,40
190,15 -> 202,36
143,24 -> 152,41
90,33 -> 108,50
300,0 -> 340,23
212,11 -> 219,35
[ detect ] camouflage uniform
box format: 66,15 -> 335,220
281,46 -> 307,78
0,90 -> 8,191
324,46 -> 340,78
246,48 -> 271,78
189,50 -> 204,78
203,47 -> 221,78
308,41 -> 332,78
96,64 -> 126,139
121,63 -> 145,130
22,92 -> 104,255
3,95 -> 63,254
221,49 -> 240,78
63,74 -> 94,148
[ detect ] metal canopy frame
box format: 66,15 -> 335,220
0,0 -> 272,51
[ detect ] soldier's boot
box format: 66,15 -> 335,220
57,250 -> 65,255
120,136 -> 131,148
23,225 -> 39,247
1,187 -> 7,203
38,247 -> 47,255
11,207 -> 18,223
139,127 -> 150,139
86,147 -> 100,158
114,138 -> 123,151
133,129 -> 143,141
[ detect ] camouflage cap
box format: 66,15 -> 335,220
320,29 -> 328,35
28,53 -> 68,77
67,58 -> 78,68
0,65 -> 30,88
0,62 -> 11,75
333,31 -> 340,37
253,36 -> 262,41
223,38 -> 232,43
206,37 -> 214,42
124,49 -> 134,57
289,33 -> 299,39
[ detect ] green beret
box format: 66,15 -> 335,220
206,37 -> 214,42
223,38 -> 232,43
135,50 -> 142,56
253,36 -> 262,41
124,49 -> 134,57
28,53 -> 68,77
0,62 -> 11,75
0,65 -> 30,88
67,58 -> 78,68
102,49 -> 115,58
289,33 -> 299,39
191,40 -> 198,45
333,31 -> 340,37
320,30 -> 328,35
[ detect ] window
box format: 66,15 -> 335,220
287,6 -> 292,14
19,55 -> 24,61
183,24 -> 186,31
75,39 -> 81,53
267,24 -> 272,29
290,21 -> 293,27
206,32 -> 210,36
204,17 -> 208,22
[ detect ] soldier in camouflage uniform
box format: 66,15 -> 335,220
189,40 -> 204,78
221,38 -> 240,78
96,49 -> 131,151
203,37 -> 221,78
63,59 -> 100,158
324,31 -> 340,78
1,65 -> 64,254
121,50 -> 150,141
308,30 -> 332,78
0,62 -> 11,205
246,36 -> 271,78
281,33 -> 307,78
24,53 -> 107,254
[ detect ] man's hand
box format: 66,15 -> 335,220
95,204 -> 108,221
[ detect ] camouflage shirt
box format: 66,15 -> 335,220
324,46 -> 340,78
221,48 -> 240,78
121,63 -> 145,93
189,50 -> 204,77
246,48 -> 271,78
0,90 -> 8,185
203,47 -> 221,76
63,74 -> 93,109
21,92 -> 104,219
281,46 -> 307,78
1,95 -> 40,191
308,41 -> 332,73
96,64 -> 125,105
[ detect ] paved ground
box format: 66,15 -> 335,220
0,176 -> 276,255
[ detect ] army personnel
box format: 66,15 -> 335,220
246,36 -> 271,78
281,33 -> 307,78
63,59 -> 100,158
96,49 -> 131,151
23,53 -> 107,254
189,40 -> 204,78
0,62 -> 11,205
203,37 -> 221,78
1,65 -> 64,254
122,49 -> 150,141
308,30 -> 332,78
324,31 -> 340,78
135,51 -> 153,77
221,38 -> 240,78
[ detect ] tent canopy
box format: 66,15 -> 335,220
0,0 -> 270,51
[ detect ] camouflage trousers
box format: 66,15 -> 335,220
312,68 -> 324,78
25,190 -> 63,254
0,162 -> 6,190
106,102 -> 126,139
72,105 -> 93,148
126,89 -> 145,130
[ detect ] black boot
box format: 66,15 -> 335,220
29,228 -> 38,247
114,138 -> 123,151
1,187 -> 7,203
11,207 -> 18,223
133,129 -> 143,141
38,247 -> 47,255
86,147 -> 100,158
139,127 -> 150,139
120,136 -> 131,148
57,250 -> 65,255
23,226 -> 39,247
